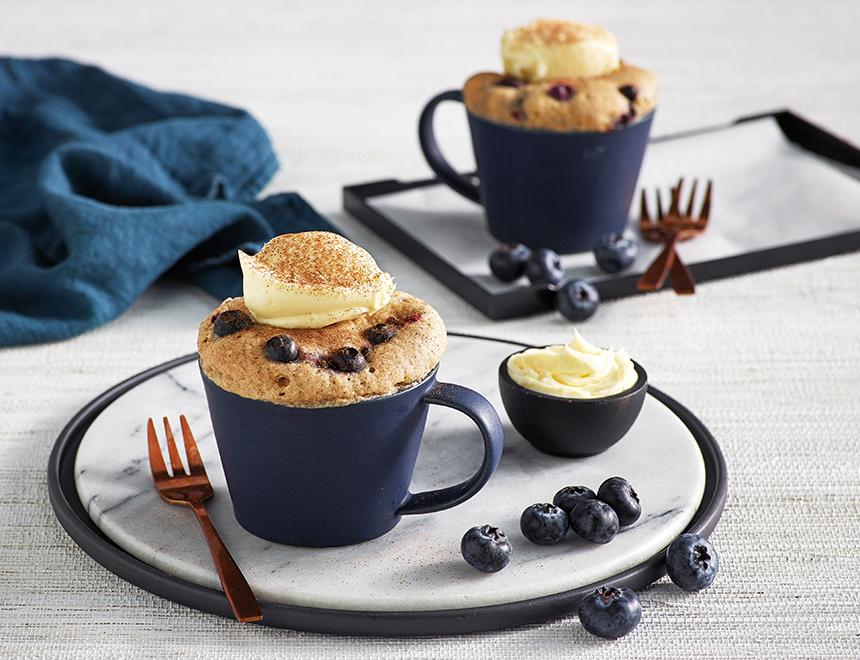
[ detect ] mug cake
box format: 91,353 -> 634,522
197,232 -> 504,547
198,232 -> 447,407
463,19 -> 658,132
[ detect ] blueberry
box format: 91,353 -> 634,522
213,310 -> 253,337
618,84 -> 639,102
520,503 -> 569,545
461,525 -> 512,573
366,323 -> 397,345
489,244 -> 531,282
496,75 -> 525,88
525,248 -> 564,287
547,84 -> 575,101
666,533 -> 719,592
593,233 -> 639,274
264,334 -> 299,363
329,347 -> 367,372
597,477 -> 641,527
569,499 -> 619,544
578,586 -> 642,639
556,279 -> 600,322
552,486 -> 597,516
612,111 -> 636,129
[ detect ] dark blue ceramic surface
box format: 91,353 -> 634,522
498,352 -> 648,457
419,89 -> 653,253
200,365 -> 504,547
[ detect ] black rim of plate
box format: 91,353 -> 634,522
47,332 -> 728,637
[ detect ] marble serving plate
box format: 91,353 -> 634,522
50,334 -> 727,635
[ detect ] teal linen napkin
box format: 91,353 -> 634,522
0,58 -> 336,346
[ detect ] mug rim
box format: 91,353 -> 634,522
467,108 -> 655,137
499,347 -> 648,403
199,361 -> 440,410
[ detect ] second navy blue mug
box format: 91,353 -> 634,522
419,90 -> 653,254
201,365 -> 504,547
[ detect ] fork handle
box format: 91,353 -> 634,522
638,233 -> 680,292
669,251 -> 696,295
189,501 -> 263,623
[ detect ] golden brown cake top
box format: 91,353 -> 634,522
465,18 -> 657,133
198,291 -> 447,407
463,64 -> 657,133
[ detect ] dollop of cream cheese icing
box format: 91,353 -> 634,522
507,330 -> 638,399
239,232 -> 395,329
501,19 -> 620,82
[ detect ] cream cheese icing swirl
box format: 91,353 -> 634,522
239,232 -> 395,329
507,330 -> 637,399
501,19 -> 620,82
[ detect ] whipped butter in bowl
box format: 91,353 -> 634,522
499,331 -> 647,457
507,331 -> 638,399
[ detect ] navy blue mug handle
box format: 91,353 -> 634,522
418,90 -> 482,204
397,381 -> 504,516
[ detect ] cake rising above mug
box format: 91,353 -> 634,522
419,19 -> 658,253
472,19 -> 658,132
198,232 -> 504,547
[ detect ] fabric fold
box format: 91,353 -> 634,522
0,57 -> 335,346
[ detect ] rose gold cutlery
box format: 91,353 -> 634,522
637,178 -> 712,294
147,415 -> 262,622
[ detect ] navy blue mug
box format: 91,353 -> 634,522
200,365 -> 504,547
419,90 -> 654,253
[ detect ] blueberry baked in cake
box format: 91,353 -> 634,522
198,232 -> 447,407
463,19 -> 658,132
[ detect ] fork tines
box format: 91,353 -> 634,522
640,177 -> 713,224
146,415 -> 206,479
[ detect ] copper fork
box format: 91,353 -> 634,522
147,415 -> 263,622
637,178 -> 712,294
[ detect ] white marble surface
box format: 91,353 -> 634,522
74,336 -> 705,611
370,118 -> 860,293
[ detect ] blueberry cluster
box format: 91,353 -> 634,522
326,320 -> 403,372
459,477 -> 640,576
487,234 -> 639,322
488,244 -> 599,322
459,490 -> 719,638
459,475 -> 719,640
211,310 -> 306,366
514,477 -> 639,547
211,309 -> 407,376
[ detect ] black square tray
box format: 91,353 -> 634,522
343,110 -> 860,319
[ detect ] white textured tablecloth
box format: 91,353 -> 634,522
2,1 -> 859,657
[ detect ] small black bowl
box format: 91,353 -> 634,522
498,349 -> 648,457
